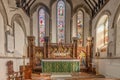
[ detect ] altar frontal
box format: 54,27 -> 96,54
41,59 -> 80,73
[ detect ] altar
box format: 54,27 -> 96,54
27,37 -> 83,73
41,59 -> 80,73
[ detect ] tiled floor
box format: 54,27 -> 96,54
31,72 -> 120,80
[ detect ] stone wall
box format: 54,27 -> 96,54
92,0 -> 120,78
0,58 -> 29,80
0,0 -> 30,79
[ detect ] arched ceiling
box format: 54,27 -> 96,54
30,0 -> 88,10
15,0 -> 110,17
30,0 -> 91,16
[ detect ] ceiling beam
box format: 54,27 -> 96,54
93,0 -> 97,5
23,0 -> 31,8
84,0 -> 93,11
88,0 -> 95,8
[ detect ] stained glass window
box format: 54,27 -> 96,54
39,9 -> 45,46
96,24 -> 105,47
96,15 -> 108,51
77,11 -> 83,40
57,0 -> 65,43
104,18 -> 108,44
77,10 -> 83,45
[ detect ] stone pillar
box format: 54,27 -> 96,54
72,37 -> 78,58
27,36 -> 35,69
86,37 -> 93,71
44,36 -> 49,58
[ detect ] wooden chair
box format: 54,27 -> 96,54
20,64 -> 32,79
6,60 -> 22,80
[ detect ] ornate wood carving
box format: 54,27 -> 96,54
27,36 -> 35,69
86,37 -> 93,71
73,37 -> 78,58
6,60 -> 22,80
27,36 -> 78,72
48,43 -> 73,58
20,65 -> 32,79
44,36 -> 49,58
34,46 -> 44,66
6,61 -> 14,75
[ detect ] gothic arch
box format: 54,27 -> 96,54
0,0 -> 9,54
94,10 -> 111,29
50,0 -> 73,16
73,4 -> 91,17
50,0 -> 73,9
112,4 -> 120,28
11,14 -> 27,37
30,3 -> 50,16
30,3 -> 50,37
113,4 -> 120,56
51,0 -> 72,43
11,14 -> 27,55
95,10 -> 110,54
0,0 -> 9,30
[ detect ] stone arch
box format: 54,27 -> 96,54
11,14 -> 27,37
112,4 -> 120,28
51,0 -> 72,43
94,11 -> 110,55
72,6 -> 91,46
73,4 -> 91,17
94,10 -> 111,29
113,4 -> 120,56
50,0 -> 73,16
30,3 -> 50,46
0,0 -> 9,54
0,12 -> 5,54
30,3 -> 50,16
11,14 -> 27,55
0,0 -> 8,26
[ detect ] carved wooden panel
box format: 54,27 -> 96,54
34,46 -> 44,67
48,43 -> 73,58
6,61 -> 14,75
6,60 -> 22,80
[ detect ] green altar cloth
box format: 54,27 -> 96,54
41,59 -> 80,73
